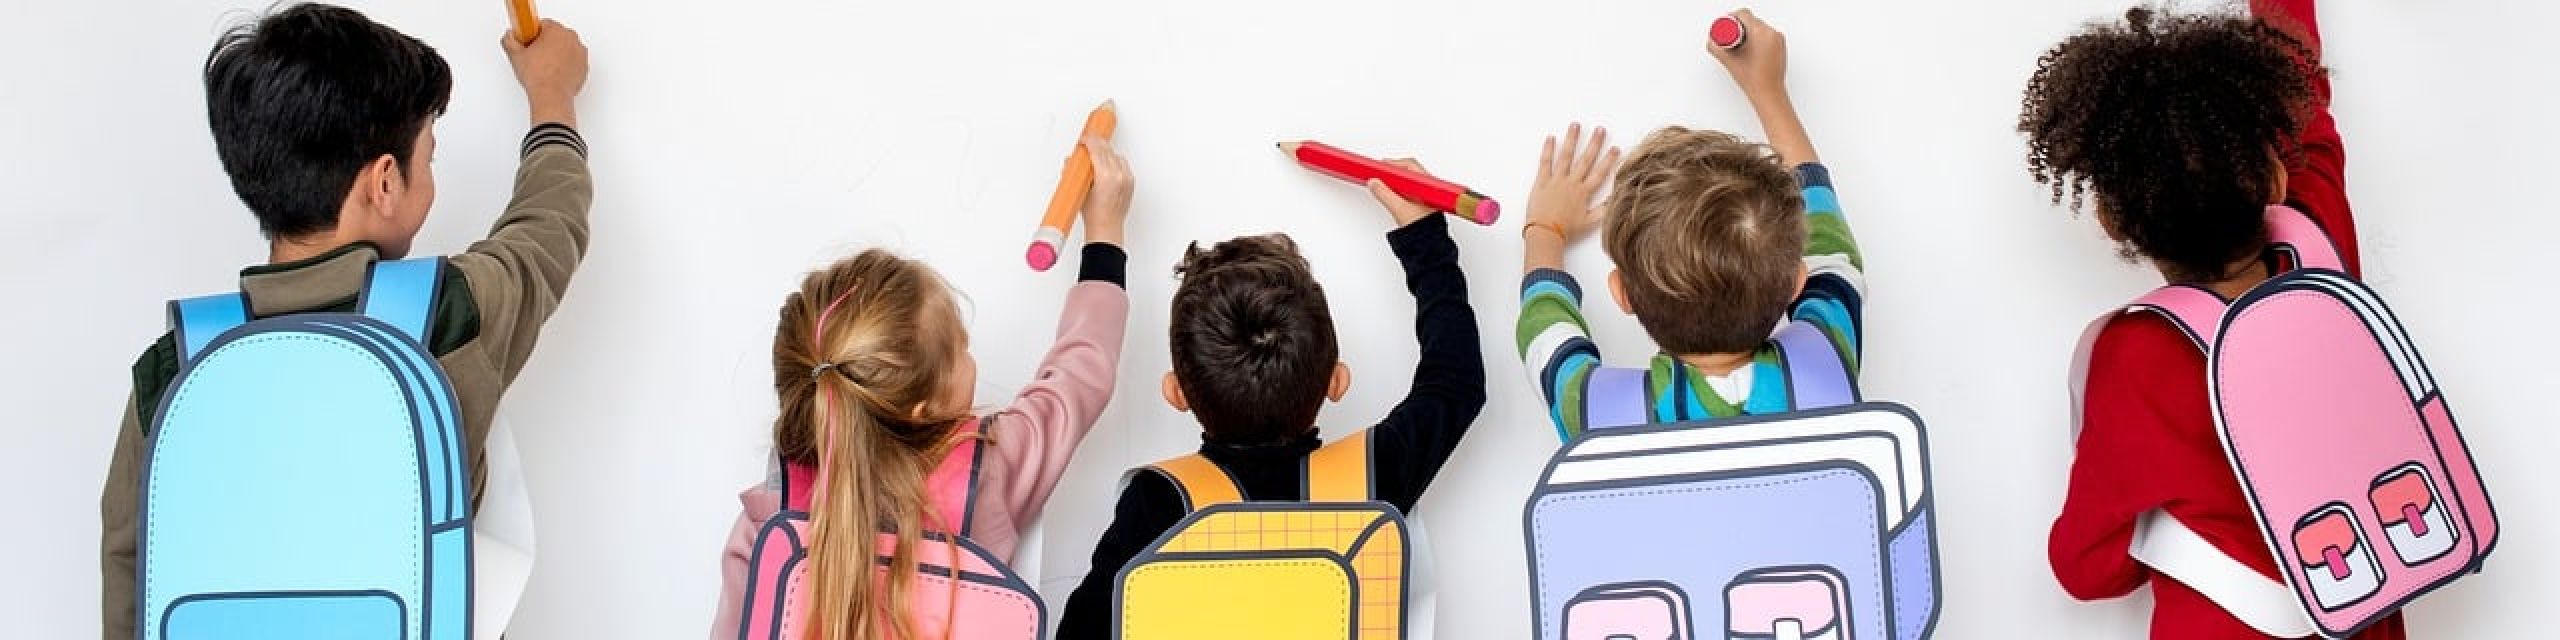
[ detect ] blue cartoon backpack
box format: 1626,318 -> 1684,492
139,257 -> 472,639
1524,323 -> 1942,640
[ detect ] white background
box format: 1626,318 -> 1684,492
4,0 -> 2554,637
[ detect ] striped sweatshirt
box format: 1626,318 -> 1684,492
1516,162 -> 1863,441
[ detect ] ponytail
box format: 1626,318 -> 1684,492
771,250 -> 972,639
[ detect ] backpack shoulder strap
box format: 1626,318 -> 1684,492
923,419 -> 985,535
1139,453 -> 1245,513
2130,510 -> 2316,636
358,257 -> 446,346
1771,321 -> 1856,410
781,458 -> 816,513
2070,286 -> 2227,441
1582,367 -> 1651,432
1303,429 -> 1374,502
2125,285 -> 2229,353
2265,205 -> 2345,274
168,292 -> 250,363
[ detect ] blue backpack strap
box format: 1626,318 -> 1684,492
1583,367 -> 1651,431
1773,322 -> 1856,410
168,293 -> 250,363
359,257 -> 445,346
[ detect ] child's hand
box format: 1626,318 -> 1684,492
1080,136 -> 1135,246
1707,9 -> 1787,99
1525,123 -> 1619,241
502,19 -> 588,128
1364,159 -> 1441,228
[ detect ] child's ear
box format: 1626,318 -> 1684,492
1326,362 -> 1350,403
2266,145 -> 2289,205
1608,269 -> 1633,314
1794,263 -> 1809,301
1161,372 -> 1190,412
347,154 -> 402,228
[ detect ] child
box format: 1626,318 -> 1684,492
708,140 -> 1134,639
2029,1 -> 2400,638
96,4 -> 590,637
1517,10 -> 1864,437
1055,162 -> 1486,638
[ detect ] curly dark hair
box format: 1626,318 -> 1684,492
1168,234 -> 1338,446
2018,5 -> 2321,282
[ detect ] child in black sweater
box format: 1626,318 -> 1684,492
1056,162 -> 1486,638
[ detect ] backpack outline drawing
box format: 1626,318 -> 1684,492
2072,205 -> 2500,638
733,420 -> 1048,640
1111,429 -> 1414,640
139,257 -> 473,640
1524,401 -> 1943,640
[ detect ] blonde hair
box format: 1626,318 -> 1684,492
1600,126 -> 1807,355
771,249 -> 971,640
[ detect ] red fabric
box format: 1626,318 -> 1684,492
2050,0 -> 2404,637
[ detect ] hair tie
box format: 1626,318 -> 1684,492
808,283 -> 863,523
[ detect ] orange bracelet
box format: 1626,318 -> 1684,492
1523,221 -> 1568,240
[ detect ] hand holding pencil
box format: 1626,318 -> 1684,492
1028,100 -> 1121,271
500,17 -> 586,129
1363,158 -> 1443,228
1077,136 -> 1135,247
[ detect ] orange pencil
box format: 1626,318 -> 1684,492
506,0 -> 541,45
1027,100 -> 1119,272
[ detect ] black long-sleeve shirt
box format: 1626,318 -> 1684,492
1056,214 -> 1486,638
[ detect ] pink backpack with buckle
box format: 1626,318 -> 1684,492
732,419 -> 1047,640
2070,205 -> 2499,638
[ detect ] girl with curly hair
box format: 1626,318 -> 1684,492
2026,0 -> 2404,637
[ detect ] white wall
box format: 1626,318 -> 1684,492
5,0 -> 2554,637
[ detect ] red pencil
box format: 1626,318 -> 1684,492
1278,141 -> 1499,225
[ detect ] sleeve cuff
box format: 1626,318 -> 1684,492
1794,162 -> 1832,189
1077,243 -> 1127,287
521,123 -> 588,160
1386,213 -> 1455,264
1522,268 -> 1583,301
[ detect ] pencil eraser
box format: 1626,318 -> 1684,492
1473,199 -> 1502,225
1710,15 -> 1747,50
1026,242 -> 1059,272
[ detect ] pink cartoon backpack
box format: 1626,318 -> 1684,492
2070,205 -> 2499,638
732,420 -> 1046,640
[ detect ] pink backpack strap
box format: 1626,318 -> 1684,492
782,417 -> 986,535
2125,285 -> 2230,353
2265,204 -> 2344,273
2068,286 -> 2228,441
922,419 -> 986,535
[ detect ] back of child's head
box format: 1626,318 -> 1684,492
1168,234 -> 1338,446
205,3 -> 451,239
2019,6 -> 2319,281
769,249 -> 969,640
1601,127 -> 1807,355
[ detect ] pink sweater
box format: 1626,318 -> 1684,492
708,280 -> 1129,636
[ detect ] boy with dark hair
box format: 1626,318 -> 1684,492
97,3 -> 592,636
1055,163 -> 1486,638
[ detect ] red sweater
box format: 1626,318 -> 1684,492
2049,1 -> 2407,638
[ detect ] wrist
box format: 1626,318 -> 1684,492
528,96 -> 577,127
1522,220 -> 1569,240
1084,221 -> 1126,246
1743,87 -> 1794,114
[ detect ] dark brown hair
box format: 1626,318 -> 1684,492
1600,127 -> 1807,355
1167,234 -> 1338,445
2019,5 -> 2320,281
